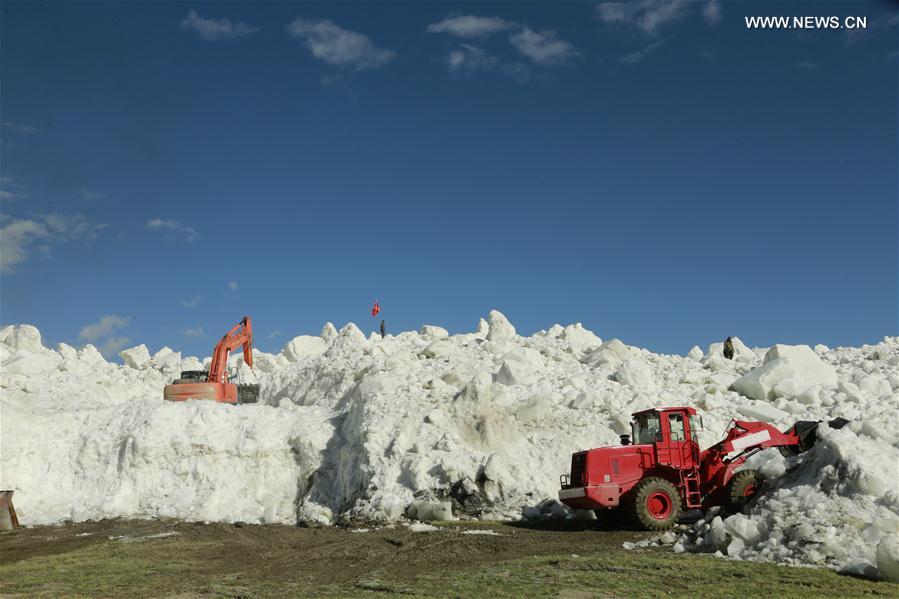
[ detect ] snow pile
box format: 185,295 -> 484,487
731,344 -> 837,401
1,316 -> 897,578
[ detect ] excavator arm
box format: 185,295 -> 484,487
207,316 -> 253,384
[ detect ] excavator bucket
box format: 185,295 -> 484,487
779,417 -> 850,457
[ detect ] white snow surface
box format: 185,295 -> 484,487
1,315 -> 897,577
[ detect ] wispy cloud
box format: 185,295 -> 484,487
268,330 -> 282,339
180,10 -> 258,41
620,40 -> 665,64
702,0 -> 722,26
98,336 -> 132,357
595,1 -> 719,35
0,177 -> 27,201
2,121 -> 44,136
181,295 -> 202,309
794,61 -> 822,71
182,327 -> 206,338
287,19 -> 395,71
79,315 -> 130,343
80,189 -> 106,201
509,27 -> 577,65
146,218 -> 200,243
844,13 -> 898,47
227,281 -> 239,293
1,214 -> 108,273
428,15 -> 576,75
448,44 -> 500,73
427,15 -> 514,38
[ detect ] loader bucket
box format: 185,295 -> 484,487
0,490 -> 21,530
778,417 -> 850,458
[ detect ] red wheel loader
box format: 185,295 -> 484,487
163,316 -> 259,404
558,407 -> 848,530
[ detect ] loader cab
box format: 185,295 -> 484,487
632,407 -> 700,470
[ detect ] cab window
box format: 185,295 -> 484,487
632,413 -> 661,444
668,413 -> 686,441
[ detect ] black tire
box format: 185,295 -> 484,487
627,477 -> 681,531
237,384 -> 260,404
726,469 -> 762,511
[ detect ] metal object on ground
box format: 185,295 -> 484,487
0,490 -> 20,530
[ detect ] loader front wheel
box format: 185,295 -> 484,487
726,469 -> 761,511
628,477 -> 681,531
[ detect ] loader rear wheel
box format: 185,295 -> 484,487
628,477 -> 681,531
726,469 -> 761,511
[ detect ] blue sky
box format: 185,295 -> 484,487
1,1 -> 897,358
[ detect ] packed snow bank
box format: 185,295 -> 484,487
731,344 -> 837,401
1,319 -> 897,578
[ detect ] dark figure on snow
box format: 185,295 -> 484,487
380,320 -> 386,339
723,337 -> 735,360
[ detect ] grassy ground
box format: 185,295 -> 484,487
1,519 -> 896,598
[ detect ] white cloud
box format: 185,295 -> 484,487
509,28 -> 577,65
182,327 -> 206,338
794,61 -> 822,71
595,1 -> 693,35
448,44 -> 500,73
444,45 -> 531,82
1,176 -> 27,201
0,214 -> 108,273
79,315 -> 130,342
287,18 -> 395,71
702,0 -> 722,25
97,336 -> 131,357
620,40 -> 665,64
268,330 -> 282,339
181,295 -> 201,308
180,10 -> 258,41
146,218 -> 200,243
427,15 -> 514,38
2,121 -> 44,136
227,281 -> 239,292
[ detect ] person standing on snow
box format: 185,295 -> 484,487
380,320 -> 386,339
723,337 -> 735,360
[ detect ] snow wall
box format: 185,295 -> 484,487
1,312 -> 897,579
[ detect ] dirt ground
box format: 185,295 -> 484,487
1,518 -> 644,584
2,519 -> 896,598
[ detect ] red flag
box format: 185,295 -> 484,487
371,300 -> 380,317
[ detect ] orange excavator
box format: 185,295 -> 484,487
163,316 -> 259,404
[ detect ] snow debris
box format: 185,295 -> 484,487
120,344 -> 151,369
419,325 -> 449,339
407,522 -> 440,532
1,317 -> 896,579
282,335 -> 327,362
732,344 -> 837,401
